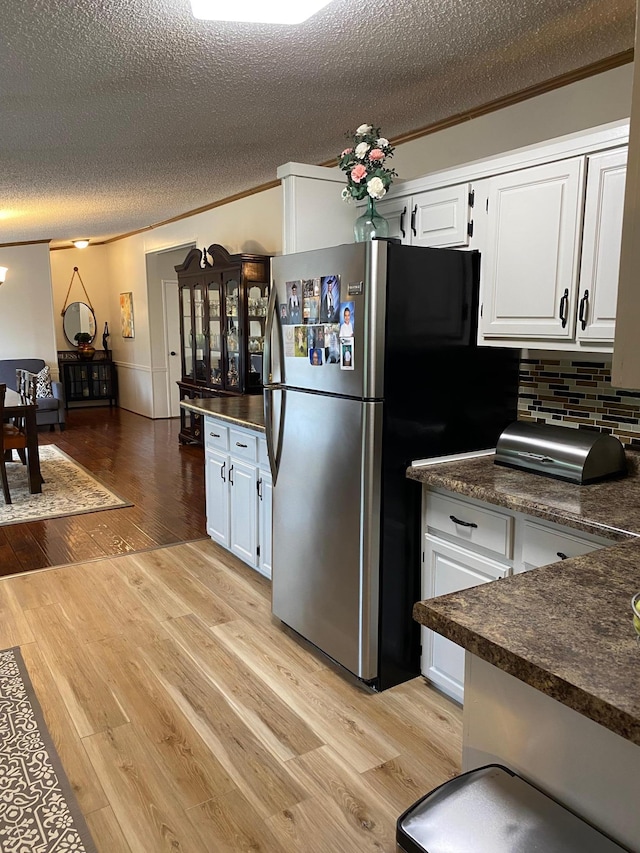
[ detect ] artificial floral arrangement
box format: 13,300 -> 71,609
337,124 -> 396,202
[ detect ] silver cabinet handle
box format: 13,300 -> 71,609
450,514 -> 478,529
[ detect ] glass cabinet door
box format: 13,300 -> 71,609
193,283 -> 206,382
181,287 -> 193,380
207,278 -> 223,388
247,281 -> 269,389
225,275 -> 241,390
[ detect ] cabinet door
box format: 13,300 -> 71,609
206,449 -> 230,547
422,535 -> 509,703
224,273 -> 242,392
229,458 -> 258,566
576,148 -> 627,343
373,196 -> 411,243
257,468 -> 272,579
180,285 -> 194,381
193,282 -> 207,382
246,281 -> 269,391
206,275 -> 224,389
411,184 -> 472,248
482,159 -> 584,339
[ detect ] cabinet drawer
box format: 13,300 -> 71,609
426,492 -> 513,558
205,419 -> 229,451
230,429 -> 257,462
522,521 -> 603,570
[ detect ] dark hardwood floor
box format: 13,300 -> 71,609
0,408 -> 207,576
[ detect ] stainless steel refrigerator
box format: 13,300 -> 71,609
264,240 -> 519,690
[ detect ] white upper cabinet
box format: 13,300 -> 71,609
576,148 -> 627,343
376,183 -> 473,248
372,196 -> 408,241
480,158 -> 585,340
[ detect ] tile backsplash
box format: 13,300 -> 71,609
518,357 -> 640,449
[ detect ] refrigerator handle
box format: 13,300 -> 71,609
264,279 -> 283,385
264,386 -> 286,486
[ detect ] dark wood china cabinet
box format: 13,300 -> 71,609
175,244 -> 270,445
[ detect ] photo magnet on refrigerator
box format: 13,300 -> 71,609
339,302 -> 354,338
283,326 -> 295,357
320,275 -> 340,323
286,281 -> 302,325
294,326 -> 308,357
340,339 -> 354,370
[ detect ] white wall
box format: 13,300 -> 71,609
0,243 -> 58,373
103,187 -> 282,417
50,245 -> 113,352
392,64 -> 633,182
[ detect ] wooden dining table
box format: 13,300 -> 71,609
3,388 -> 42,494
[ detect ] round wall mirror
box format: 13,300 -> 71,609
63,301 -> 97,346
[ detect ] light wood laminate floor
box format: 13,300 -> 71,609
4,538 -> 463,852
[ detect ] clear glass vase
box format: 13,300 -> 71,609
354,196 -> 389,242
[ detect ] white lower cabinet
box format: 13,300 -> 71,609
228,458 -> 258,565
205,448 -> 230,547
257,469 -> 272,578
421,535 -> 509,703
421,488 -> 610,703
204,416 -> 272,576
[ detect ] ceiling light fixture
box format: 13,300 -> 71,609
190,0 -> 333,24
72,239 -> 90,249
0,267 -> 8,284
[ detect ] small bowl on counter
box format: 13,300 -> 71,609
632,593 -> 640,637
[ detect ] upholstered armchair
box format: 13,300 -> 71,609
0,359 -> 65,430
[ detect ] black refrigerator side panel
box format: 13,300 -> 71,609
377,243 -> 520,689
384,242 -> 479,350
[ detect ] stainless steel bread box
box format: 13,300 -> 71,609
495,422 -> 627,484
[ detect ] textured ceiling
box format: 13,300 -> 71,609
0,0 -> 634,247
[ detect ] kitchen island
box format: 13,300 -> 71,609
408,453 -> 640,850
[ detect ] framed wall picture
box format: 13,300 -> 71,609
120,292 -> 135,338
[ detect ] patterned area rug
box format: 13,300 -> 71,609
0,647 -> 97,852
0,445 -> 131,526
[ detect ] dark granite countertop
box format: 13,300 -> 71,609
180,395 -> 265,432
407,452 -> 640,541
409,451 -> 640,744
414,539 -> 640,745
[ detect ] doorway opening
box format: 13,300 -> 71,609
145,243 -> 196,418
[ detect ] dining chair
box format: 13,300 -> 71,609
8,370 -> 35,465
1,379 -> 34,502
1,384 -> 30,505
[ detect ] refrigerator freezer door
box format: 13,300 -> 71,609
271,388 -> 382,681
270,242 -> 387,400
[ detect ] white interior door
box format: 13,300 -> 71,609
162,280 -> 181,417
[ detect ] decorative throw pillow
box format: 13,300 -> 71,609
35,366 -> 54,398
